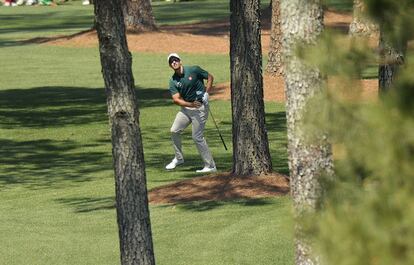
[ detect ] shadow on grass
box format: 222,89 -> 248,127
0,12 -> 94,47
0,138 -> 111,189
0,86 -> 171,129
265,111 -> 289,175
54,195 -> 280,213
55,196 -> 115,213
174,198 -> 275,212
0,86 -> 173,189
155,2 -> 229,26
154,197 -> 284,213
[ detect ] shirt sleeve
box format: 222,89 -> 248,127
168,79 -> 179,96
195,66 -> 209,80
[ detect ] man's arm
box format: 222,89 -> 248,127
205,73 -> 214,93
172,93 -> 201,108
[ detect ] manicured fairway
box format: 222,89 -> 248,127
0,7 -> 292,262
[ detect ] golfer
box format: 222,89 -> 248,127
165,53 -> 217,173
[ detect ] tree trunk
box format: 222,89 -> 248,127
349,0 -> 378,37
378,28 -> 406,93
121,0 -> 157,32
94,1 -> 155,265
281,1 -> 334,264
265,0 -> 283,75
230,0 -> 273,176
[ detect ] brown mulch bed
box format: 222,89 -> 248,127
38,9 -> 379,204
42,10 -> 352,55
149,173 -> 289,205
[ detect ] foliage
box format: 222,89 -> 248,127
300,1 -> 414,264
364,0 -> 414,49
315,60 -> 414,265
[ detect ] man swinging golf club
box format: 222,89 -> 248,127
165,53 -> 217,173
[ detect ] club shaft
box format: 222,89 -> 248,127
208,107 -> 227,151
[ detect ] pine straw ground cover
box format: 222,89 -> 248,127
149,173 -> 289,204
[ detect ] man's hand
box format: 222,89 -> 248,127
191,101 -> 202,108
202,92 -> 209,104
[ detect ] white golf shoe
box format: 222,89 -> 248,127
165,158 -> 184,170
196,166 -> 217,173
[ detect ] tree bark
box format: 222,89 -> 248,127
378,29 -> 406,93
94,1 -> 155,265
121,0 -> 157,32
230,0 -> 273,176
349,0 -> 378,37
265,0 -> 283,75
281,0 -> 334,264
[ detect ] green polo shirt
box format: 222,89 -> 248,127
169,66 -> 208,102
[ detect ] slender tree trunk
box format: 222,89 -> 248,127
378,28 -> 406,93
265,0 -> 283,75
94,1 -> 155,265
349,0 -> 378,37
121,0 -> 157,32
281,1 -> 334,265
230,0 -> 273,176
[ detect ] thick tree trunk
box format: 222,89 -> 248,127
94,1 -> 155,265
121,0 -> 157,32
281,1 -> 333,265
349,0 -> 378,37
378,29 -> 406,93
265,0 -> 283,75
230,0 -> 273,176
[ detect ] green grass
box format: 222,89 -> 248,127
152,0 -> 271,25
0,1 -> 292,264
0,3 -> 94,46
0,35 -> 291,265
324,0 -> 353,12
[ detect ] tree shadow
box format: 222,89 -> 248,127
0,86 -> 172,190
0,12 -> 94,47
55,196 -> 115,213
149,172 -> 289,205
158,3 -> 271,36
173,198 -> 275,212
265,111 -> 289,175
0,138 -> 111,190
0,86 -> 170,129
53,195 -> 279,214
154,196 -> 288,213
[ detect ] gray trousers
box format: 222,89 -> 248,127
170,104 -> 216,168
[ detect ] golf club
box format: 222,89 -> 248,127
208,107 -> 228,151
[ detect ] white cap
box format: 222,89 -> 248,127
167,53 -> 181,63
